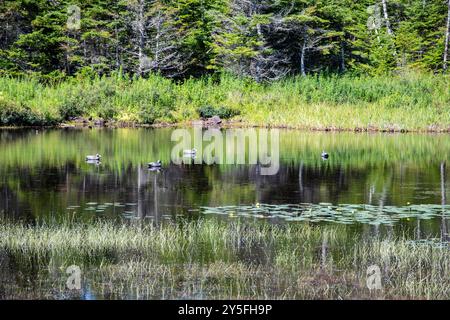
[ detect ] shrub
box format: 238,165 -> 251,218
197,105 -> 240,119
58,95 -> 87,120
137,89 -> 177,124
0,97 -> 50,126
138,103 -> 173,124
58,80 -> 118,120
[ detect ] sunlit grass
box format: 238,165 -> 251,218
0,72 -> 449,130
1,218 -> 449,299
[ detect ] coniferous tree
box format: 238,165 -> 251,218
1,0 -> 450,78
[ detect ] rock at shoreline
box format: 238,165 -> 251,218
210,116 -> 222,125
94,119 -> 105,127
204,116 -> 222,127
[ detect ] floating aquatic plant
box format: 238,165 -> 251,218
200,203 -> 450,226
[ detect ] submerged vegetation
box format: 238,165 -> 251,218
0,73 -> 449,131
0,218 -> 449,299
0,128 -> 448,223
201,203 -> 450,225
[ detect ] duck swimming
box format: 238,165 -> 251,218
148,160 -> 162,168
86,159 -> 101,166
86,154 -> 101,161
183,148 -> 197,155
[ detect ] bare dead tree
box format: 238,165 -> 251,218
444,0 -> 450,71
381,0 -> 393,36
272,12 -> 334,76
127,0 -> 149,76
145,6 -> 191,78
0,5 -> 28,50
126,0 -> 189,78
212,0 -> 289,82
380,0 -> 399,64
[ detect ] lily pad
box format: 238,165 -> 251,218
199,203 -> 450,226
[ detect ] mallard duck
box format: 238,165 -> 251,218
86,159 -> 101,166
183,148 -> 197,155
148,160 -> 162,168
86,154 -> 101,161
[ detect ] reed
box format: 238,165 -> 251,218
1,218 -> 449,299
0,72 -> 449,131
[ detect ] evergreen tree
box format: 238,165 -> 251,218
1,0 -> 450,78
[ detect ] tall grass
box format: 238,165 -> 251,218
1,218 -> 449,299
0,72 -> 449,131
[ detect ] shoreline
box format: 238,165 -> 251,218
1,118 -> 449,134
2,74 -> 449,134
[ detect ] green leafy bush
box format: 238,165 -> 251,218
0,97 -> 51,126
197,105 -> 240,119
58,94 -> 87,120
58,80 -> 118,120
137,89 -> 176,124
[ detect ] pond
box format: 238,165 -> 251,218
1,128 -> 450,299
0,127 -> 449,239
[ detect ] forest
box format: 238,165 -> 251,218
0,0 -> 449,130
1,0 -> 450,79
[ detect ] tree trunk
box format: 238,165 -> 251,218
444,0 -> 450,71
255,22 -> 263,82
381,0 -> 393,36
381,0 -> 400,65
115,25 -> 120,69
154,12 -> 162,71
300,39 -> 306,76
340,42 -> 346,73
137,0 -> 146,77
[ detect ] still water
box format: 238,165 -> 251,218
0,128 -> 449,239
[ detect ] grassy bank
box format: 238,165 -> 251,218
1,218 -> 449,299
0,73 -> 449,131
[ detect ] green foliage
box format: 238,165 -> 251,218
197,104 -> 240,119
0,96 -> 54,126
0,72 -> 448,130
59,78 -> 117,120
0,0 -> 449,78
137,90 -> 176,124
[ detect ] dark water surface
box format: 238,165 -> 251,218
0,128 -> 449,239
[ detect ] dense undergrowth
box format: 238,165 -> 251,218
0,72 -> 449,131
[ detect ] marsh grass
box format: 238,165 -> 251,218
0,218 -> 449,299
0,72 -> 449,130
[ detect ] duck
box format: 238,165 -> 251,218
183,148 -> 197,155
184,153 -> 197,159
321,151 -> 329,159
86,159 -> 101,166
86,154 -> 101,161
148,160 -> 162,168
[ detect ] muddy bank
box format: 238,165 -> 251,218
1,115 -> 449,133
58,116 -> 450,133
